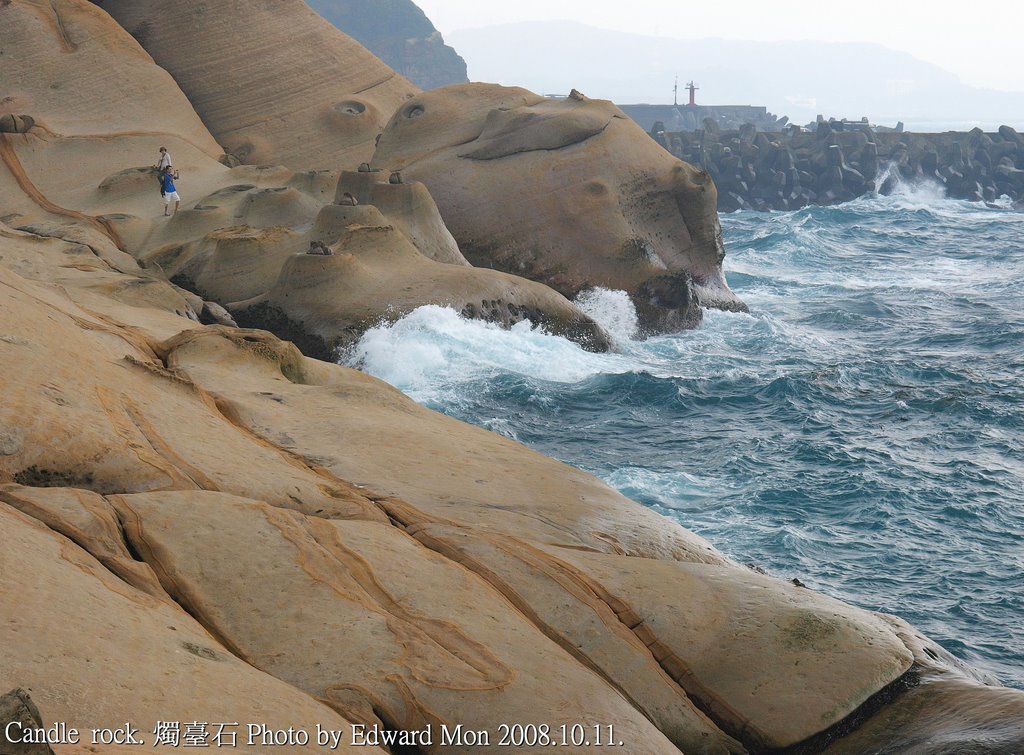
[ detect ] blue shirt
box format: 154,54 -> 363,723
160,173 -> 176,193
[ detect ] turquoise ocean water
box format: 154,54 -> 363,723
344,182 -> 1024,688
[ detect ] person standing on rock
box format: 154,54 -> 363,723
155,146 -> 173,196
159,165 -> 180,216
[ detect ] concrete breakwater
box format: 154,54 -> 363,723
621,103 -> 786,133
651,120 -> 1024,211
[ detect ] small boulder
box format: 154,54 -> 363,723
0,688 -> 55,755
0,113 -> 34,133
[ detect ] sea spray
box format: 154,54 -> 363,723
574,287 -> 639,346
342,304 -> 634,405
345,192 -> 1024,688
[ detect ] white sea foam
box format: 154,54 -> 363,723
870,162 -> 953,211
338,202 -> 1024,688
342,305 -> 636,403
574,287 -> 639,346
342,300 -> 791,407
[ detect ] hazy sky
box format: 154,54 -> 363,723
415,0 -> 1024,93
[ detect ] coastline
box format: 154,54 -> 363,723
1,0 -> 1023,751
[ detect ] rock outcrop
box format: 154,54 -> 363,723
1,0 -> 607,356
305,0 -> 469,90
145,170 -> 610,358
372,84 -> 747,334
92,0 -> 419,170
0,688 -> 55,755
1,489 -> 377,755
2,222 -> 1023,752
2,1 -> 1024,752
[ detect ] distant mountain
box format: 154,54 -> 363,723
448,21 -> 1024,129
306,0 -> 468,90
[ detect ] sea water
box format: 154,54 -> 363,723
344,182 -> 1024,688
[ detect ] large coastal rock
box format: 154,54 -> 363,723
92,0 -> 419,170
110,490 -> 685,753
305,0 -> 469,90
372,83 -> 747,333
2,227 -> 1022,751
1,0 -> 606,355
3,1 -> 1024,751
0,0 -> 228,243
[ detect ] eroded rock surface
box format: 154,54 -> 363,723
0,502 -> 377,754
0,0 -> 221,149
372,83 -> 748,333
2,216 -> 1024,752
2,1 -> 1023,751
93,0 -> 419,169
0,688 -> 54,755
110,491 -> 685,753
147,171 -> 610,359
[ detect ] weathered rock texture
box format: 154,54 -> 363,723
92,0 -> 419,170
0,494 -> 377,754
2,1 -> 1024,751
372,84 -> 747,334
0,0 -> 606,355
305,0 -> 469,90
0,0 -> 222,151
654,121 -> 1024,211
146,170 -> 610,358
0,688 -> 55,755
2,225 -> 1023,751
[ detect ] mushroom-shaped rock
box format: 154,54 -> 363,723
335,170 -> 469,265
193,226 -> 306,304
372,84 -> 745,333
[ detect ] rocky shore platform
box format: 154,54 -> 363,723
1,1 -> 1023,752
651,119 -> 1024,211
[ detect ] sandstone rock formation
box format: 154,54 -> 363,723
2,225 -> 1022,751
92,0 -> 419,170
0,494 -> 378,754
145,170 -> 610,358
372,83 -> 748,333
0,0 -> 222,151
1,0 -> 607,357
305,0 -> 469,90
2,1 -> 1024,751
0,688 -> 54,755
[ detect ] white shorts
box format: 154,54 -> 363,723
163,191 -> 181,204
